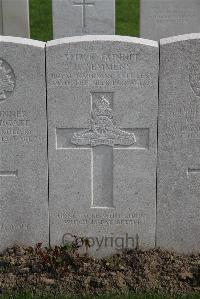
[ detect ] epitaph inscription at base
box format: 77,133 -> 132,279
47,36 -> 158,257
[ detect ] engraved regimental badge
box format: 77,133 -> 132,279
0,59 -> 15,101
71,95 -> 136,147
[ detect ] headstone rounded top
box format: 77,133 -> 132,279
0,36 -> 45,48
47,35 -> 158,48
160,33 -> 200,45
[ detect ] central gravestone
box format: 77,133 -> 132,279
52,0 -> 115,38
0,36 -> 48,250
140,0 -> 200,40
47,36 -> 158,257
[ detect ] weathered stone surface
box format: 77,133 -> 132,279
140,0 -> 200,40
0,0 -> 2,35
47,35 -> 158,257
52,0 -> 115,38
2,0 -> 30,38
158,33 -> 200,253
0,36 -> 48,250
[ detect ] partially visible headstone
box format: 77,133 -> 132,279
0,36 -> 48,250
2,0 -> 30,38
53,0 -> 115,38
47,35 -> 158,257
0,0 -> 3,34
158,33 -> 200,253
140,0 -> 200,40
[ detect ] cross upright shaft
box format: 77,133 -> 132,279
73,0 -> 95,28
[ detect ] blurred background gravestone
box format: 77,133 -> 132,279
140,0 -> 200,40
52,0 -> 115,38
0,1 -> 2,34
29,0 -> 139,41
1,0 -> 30,38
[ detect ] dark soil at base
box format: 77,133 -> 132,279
0,244 -> 199,296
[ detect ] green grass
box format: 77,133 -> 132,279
29,0 -> 140,41
0,293 -> 199,299
29,0 -> 53,41
116,0 -> 140,37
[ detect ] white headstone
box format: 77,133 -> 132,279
0,36 -> 48,250
140,0 -> 200,40
0,0 -> 3,34
1,0 -> 30,38
53,0 -> 115,38
158,33 -> 200,253
47,35 -> 158,257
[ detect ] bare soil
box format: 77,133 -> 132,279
0,244 -> 199,297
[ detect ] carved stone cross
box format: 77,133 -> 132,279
56,92 -> 149,209
73,0 -> 95,29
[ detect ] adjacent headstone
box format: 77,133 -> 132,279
0,36 -> 48,250
140,0 -> 200,40
1,0 -> 30,38
158,33 -> 200,253
47,35 -> 158,257
52,0 -> 115,38
0,0 -> 3,35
